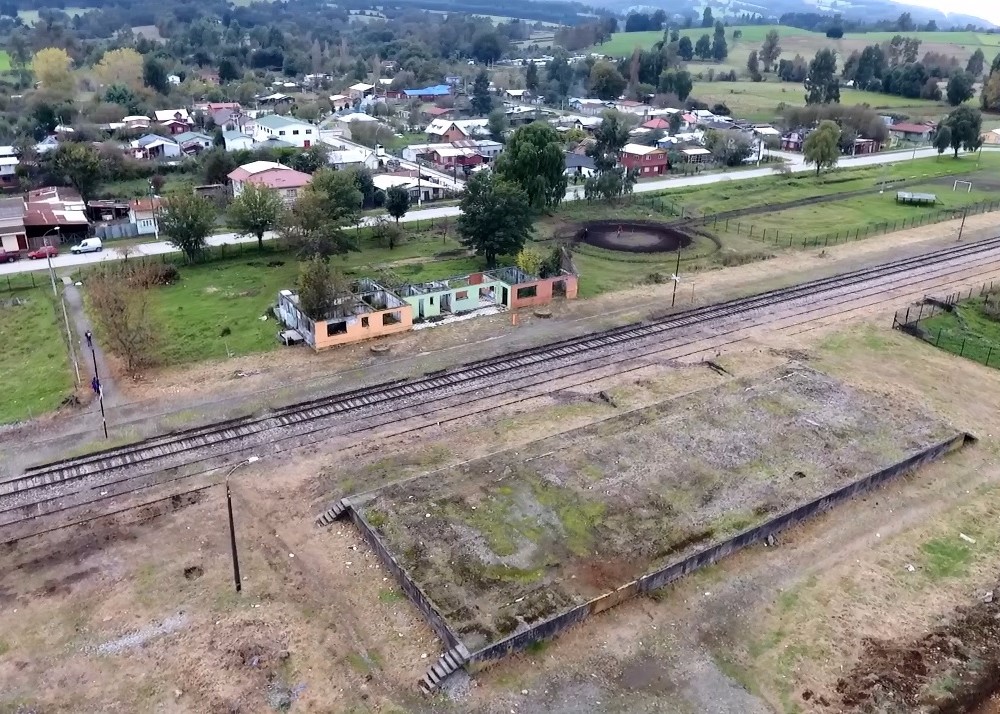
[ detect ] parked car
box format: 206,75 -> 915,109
70,238 -> 103,254
27,245 -> 58,260
0,249 -> 19,263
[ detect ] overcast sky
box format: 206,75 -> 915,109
892,0 -> 1000,26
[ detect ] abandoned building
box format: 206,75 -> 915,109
276,266 -> 578,350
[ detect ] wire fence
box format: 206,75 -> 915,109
0,270 -> 50,294
892,281 -> 1000,369
702,199 -> 1000,249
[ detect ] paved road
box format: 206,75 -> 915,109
0,147 -> 983,277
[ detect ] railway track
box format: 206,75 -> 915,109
6,234 -> 1000,501
4,237 -> 1000,541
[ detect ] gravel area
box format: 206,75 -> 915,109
360,365 -> 955,653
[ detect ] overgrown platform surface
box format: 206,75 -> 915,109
361,366 -> 956,652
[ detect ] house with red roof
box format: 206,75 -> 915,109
227,161 -> 313,205
641,117 -> 670,131
619,143 -> 670,176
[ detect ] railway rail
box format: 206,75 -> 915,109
4,234 -> 1000,541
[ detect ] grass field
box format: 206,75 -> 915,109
685,80 -> 948,121
658,153 -> 1000,216
0,288 -> 73,424
139,230 -> 478,366
0,51 -> 11,72
919,296 -> 1000,368
592,23 -> 997,58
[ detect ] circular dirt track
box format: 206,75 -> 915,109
574,220 -> 693,253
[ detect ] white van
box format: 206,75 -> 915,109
70,238 -> 103,254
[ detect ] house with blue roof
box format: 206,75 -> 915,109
131,134 -> 180,159
174,131 -> 214,154
400,84 -> 452,101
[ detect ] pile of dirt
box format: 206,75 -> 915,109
833,586 -> 1000,712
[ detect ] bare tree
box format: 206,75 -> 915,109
87,266 -> 162,374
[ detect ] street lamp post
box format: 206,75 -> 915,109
223,457 -> 258,594
42,227 -> 60,297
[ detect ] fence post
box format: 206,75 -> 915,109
918,303 -> 924,320
987,346 -> 993,367
905,306 -> 911,323
960,338 -> 966,357
749,225 -> 754,238
936,328 -> 942,346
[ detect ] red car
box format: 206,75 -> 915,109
0,249 -> 19,263
27,245 -> 58,260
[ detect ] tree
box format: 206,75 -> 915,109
983,71 -> 1000,112
296,255 -> 338,319
494,122 -> 567,210
51,143 -> 101,200
933,125 -> 952,158
760,30 -> 782,72
143,56 -> 170,94
701,7 -> 713,27
281,188 -> 357,258
471,32 -> 503,64
674,70 -> 693,101
992,53 -> 1000,76
95,48 -> 143,89
33,48 -> 74,95
160,193 -> 217,262
488,108 -> 509,143
705,129 -> 754,166
525,61 -> 539,91
747,50 -> 762,82
825,26 -> 844,39
471,70 -> 492,115
515,247 -> 544,276
589,61 -> 627,100
678,36 -> 694,62
584,110 -> 635,202
805,49 -> 840,105
457,172 -> 533,268
802,120 -> 841,175
229,183 -> 284,251
88,266 -> 161,374
218,58 -> 241,83
104,84 -> 139,110
967,49 -> 985,77
370,215 -> 403,250
942,105 -> 982,158
712,34 -> 729,62
280,169 -> 363,257
946,71 -> 975,106
695,34 -> 712,61
385,184 -> 411,224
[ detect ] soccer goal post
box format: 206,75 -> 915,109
954,180 -> 973,193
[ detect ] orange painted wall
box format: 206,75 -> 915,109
313,305 -> 414,350
509,274 -> 578,309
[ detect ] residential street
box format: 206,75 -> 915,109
0,147 -> 974,277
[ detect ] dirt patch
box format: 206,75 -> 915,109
835,591 -> 1000,713
358,365 -> 955,654
574,220 -> 694,253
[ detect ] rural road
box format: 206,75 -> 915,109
0,147 -> 981,277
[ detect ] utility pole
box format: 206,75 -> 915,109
43,227 -> 59,297
958,206 -> 969,241
89,345 -> 109,439
148,179 -> 159,240
670,245 -> 682,307
226,481 -> 242,593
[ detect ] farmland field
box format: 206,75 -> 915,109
685,80 -> 949,121
591,23 -> 988,69
0,51 -> 10,72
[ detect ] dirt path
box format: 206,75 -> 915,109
62,278 -> 118,408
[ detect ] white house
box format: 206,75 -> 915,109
347,82 -> 375,99
250,114 -> 317,148
174,131 -> 214,154
328,147 -> 379,171
129,197 -> 160,237
167,74 -> 181,85
0,146 -> 18,189
223,130 -> 255,152
153,108 -> 191,124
